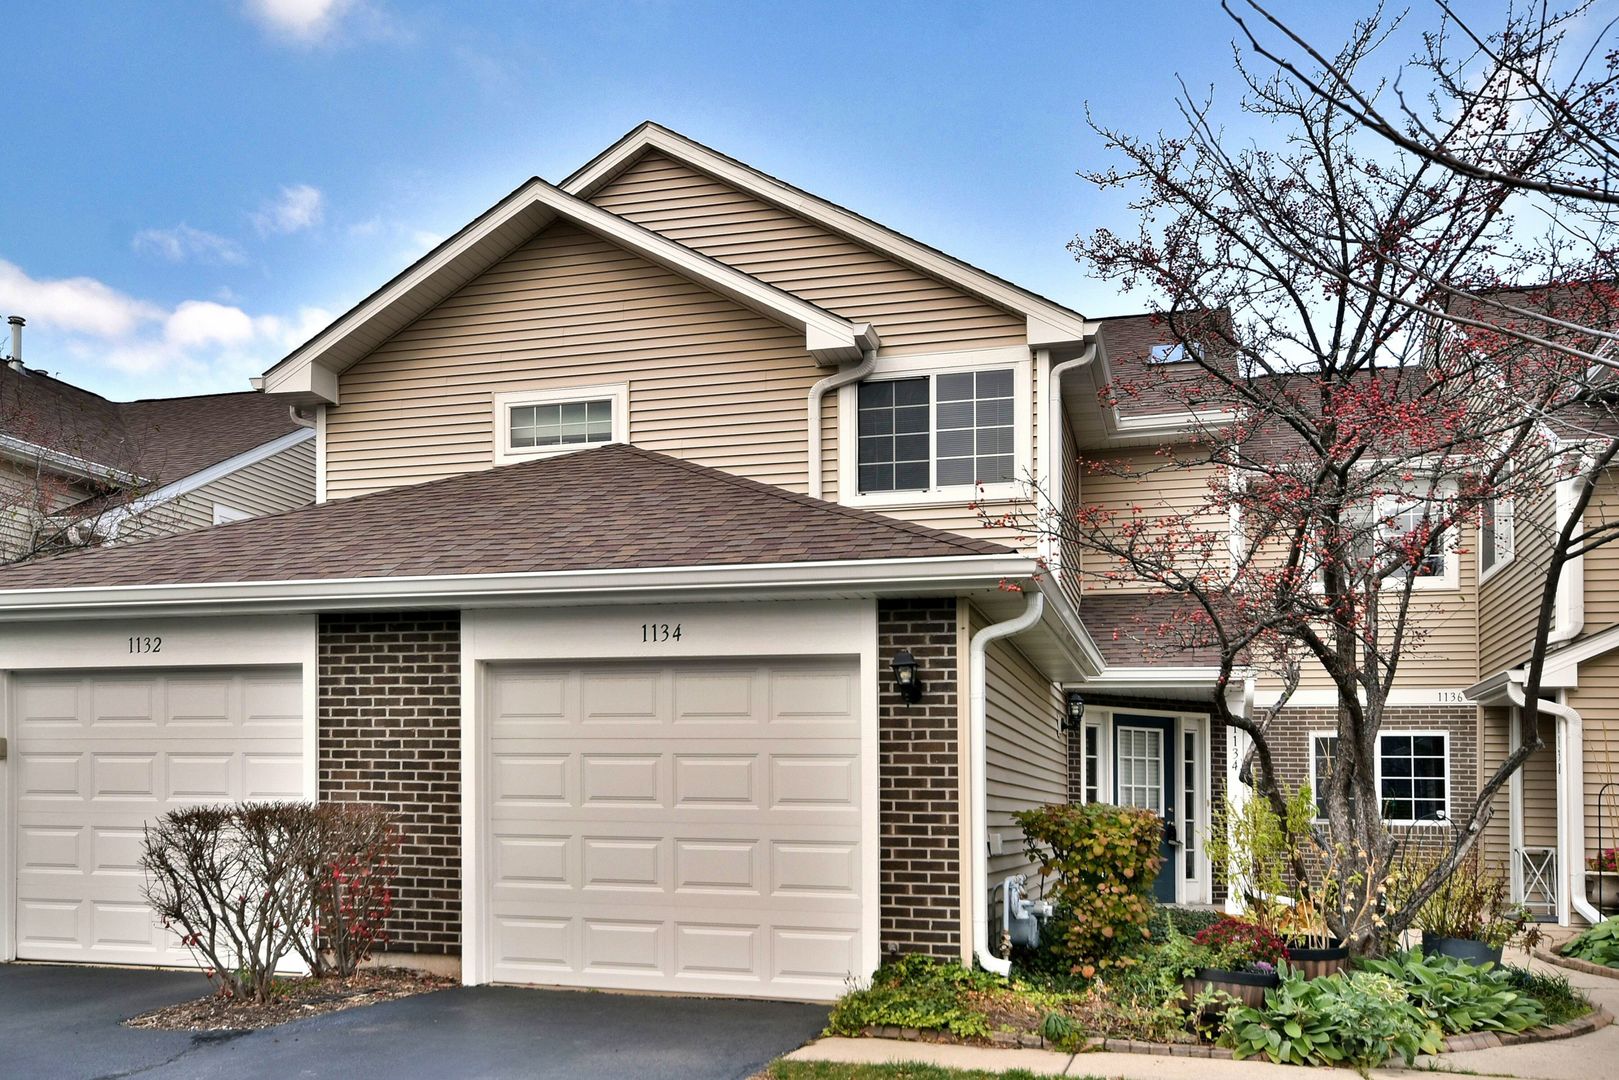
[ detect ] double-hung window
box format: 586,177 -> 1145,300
494,384 -> 629,464
1383,498 -> 1447,580
1311,731 -> 1448,825
856,368 -> 1016,494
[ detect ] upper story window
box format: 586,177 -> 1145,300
493,383 -> 629,465
1383,499 -> 1448,580
1148,342 -> 1198,364
1480,492 -> 1515,580
855,367 -> 1017,494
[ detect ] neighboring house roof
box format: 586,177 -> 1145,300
258,176 -> 880,404
561,122 -> 1094,348
0,363 -> 305,486
0,443 -> 1014,592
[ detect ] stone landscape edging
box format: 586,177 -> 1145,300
1534,944 -> 1619,981
856,1003 -> 1612,1060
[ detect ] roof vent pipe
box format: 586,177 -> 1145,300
7,315 -> 23,370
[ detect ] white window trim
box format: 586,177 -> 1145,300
493,382 -> 629,465
1308,729 -> 1337,824
1375,729 -> 1451,827
836,347 -> 1032,509
212,503 -> 252,525
1478,494 -> 1516,584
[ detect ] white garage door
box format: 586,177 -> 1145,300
11,668 -> 304,966
486,657 -> 864,1000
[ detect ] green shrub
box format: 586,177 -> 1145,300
1503,965 -> 1590,1025
1014,802 -> 1164,978
1221,969 -> 1442,1067
1359,952 -> 1545,1034
825,955 -> 1002,1039
1563,916 -> 1619,967
1146,904 -> 1224,941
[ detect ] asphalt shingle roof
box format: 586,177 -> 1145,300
0,443 -> 1015,591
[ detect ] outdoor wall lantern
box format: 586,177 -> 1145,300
1062,691 -> 1086,731
891,649 -> 922,704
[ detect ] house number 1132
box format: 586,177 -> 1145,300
641,623 -> 682,643
128,635 -> 162,654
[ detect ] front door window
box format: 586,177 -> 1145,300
1114,715 -> 1177,902
1116,727 -> 1163,812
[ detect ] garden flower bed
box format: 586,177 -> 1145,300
125,967 -> 454,1032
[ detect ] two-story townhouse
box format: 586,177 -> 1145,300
0,124 -> 1124,1000
0,320 -> 317,559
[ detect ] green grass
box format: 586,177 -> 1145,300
1503,965 -> 1593,1026
763,1063 -> 1102,1080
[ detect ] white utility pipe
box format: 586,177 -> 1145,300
1507,681 -> 1603,925
806,350 -> 877,500
969,591 -> 1045,975
1039,344 -> 1099,572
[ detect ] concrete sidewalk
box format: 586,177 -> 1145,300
786,946 -> 1618,1079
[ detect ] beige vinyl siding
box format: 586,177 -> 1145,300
1564,649 -> 1619,864
1578,472 -> 1619,640
1480,707 -> 1558,880
324,222 -> 826,500
973,605 -> 1069,890
121,437 -> 315,540
0,462 -> 98,561
1076,447 -> 1226,594
588,152 -> 1027,356
1479,482 -> 1555,676
1058,411 -> 1084,609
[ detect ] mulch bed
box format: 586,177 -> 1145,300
125,967 -> 455,1032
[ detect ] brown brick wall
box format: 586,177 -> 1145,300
878,598 -> 962,958
319,612 -> 461,954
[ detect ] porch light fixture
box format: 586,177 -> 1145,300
891,649 -> 922,704
1062,691 -> 1086,731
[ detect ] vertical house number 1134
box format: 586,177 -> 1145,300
641,623 -> 682,643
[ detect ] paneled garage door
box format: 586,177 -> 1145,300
486,657 -> 864,1000
11,668 -> 304,966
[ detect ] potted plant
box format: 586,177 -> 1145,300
1415,850 -> 1525,965
1180,916 -> 1288,1012
1277,890 -> 1349,979
1588,849 -> 1619,914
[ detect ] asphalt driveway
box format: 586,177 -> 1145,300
0,963 -> 830,1080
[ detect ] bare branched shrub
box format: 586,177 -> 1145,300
292,804 -> 399,977
141,802 -> 323,1002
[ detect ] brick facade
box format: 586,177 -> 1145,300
319,612 -> 461,954
878,598 -> 962,958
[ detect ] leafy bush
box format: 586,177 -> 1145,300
292,803 -> 399,977
1503,965 -> 1590,1025
1204,787 -> 1315,933
825,956 -> 1004,1039
1014,802 -> 1164,978
1193,918 -> 1289,969
142,802 -> 324,1002
1221,969 -> 1441,1067
1359,952 -> 1545,1034
1563,916 -> 1619,967
1146,904 -> 1224,941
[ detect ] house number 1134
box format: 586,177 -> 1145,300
641,623 -> 682,643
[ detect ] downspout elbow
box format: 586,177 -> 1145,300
1507,681 -> 1602,924
807,350 -> 877,501
968,591 -> 1045,976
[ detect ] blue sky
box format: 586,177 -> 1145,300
1,0 -> 1362,400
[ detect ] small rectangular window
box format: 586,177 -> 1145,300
1481,495 -> 1515,576
509,398 -> 614,450
1148,342 -> 1198,364
1182,728 -> 1198,878
1384,500 -> 1447,579
1082,724 -> 1101,803
1311,734 -> 1340,820
1379,732 -> 1448,823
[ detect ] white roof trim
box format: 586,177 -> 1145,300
97,427 -> 315,538
260,177 -> 878,403
0,433 -> 144,487
0,553 -> 1036,620
563,123 -> 1094,347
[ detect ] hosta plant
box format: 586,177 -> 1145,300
1221,969 -> 1441,1068
1563,916 -> 1619,968
1360,952 -> 1545,1034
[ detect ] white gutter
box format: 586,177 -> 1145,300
0,553 -> 1037,620
1039,343 -> 1098,575
807,349 -> 877,500
1505,679 -> 1603,925
968,591 -> 1045,975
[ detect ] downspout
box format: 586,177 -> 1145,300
1550,470 -> 1586,645
1040,344 -> 1099,577
807,350 -> 877,500
1506,681 -> 1602,924
969,591 -> 1044,975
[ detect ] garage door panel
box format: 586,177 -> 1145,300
487,657 -> 863,999
12,668 -> 304,967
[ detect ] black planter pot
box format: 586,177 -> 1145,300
1284,938 -> 1350,979
1183,966 -> 1281,1013
1422,935 -> 1503,966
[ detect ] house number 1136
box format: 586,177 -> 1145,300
641,623 -> 682,643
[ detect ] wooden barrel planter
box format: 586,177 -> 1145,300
1286,939 -> 1350,980
1422,936 -> 1503,966
1182,967 -> 1280,1015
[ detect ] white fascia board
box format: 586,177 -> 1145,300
1034,576 -> 1107,677
0,553 -> 1036,621
0,434 -> 144,487
98,427 -> 315,536
561,124 -> 1093,344
1077,666 -> 1233,694
261,179 -> 867,401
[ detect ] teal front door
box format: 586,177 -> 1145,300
1113,714 -> 1177,902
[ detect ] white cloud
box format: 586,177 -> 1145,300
132,224 -> 247,266
243,0 -> 354,42
0,258 -> 330,392
253,184 -> 325,236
